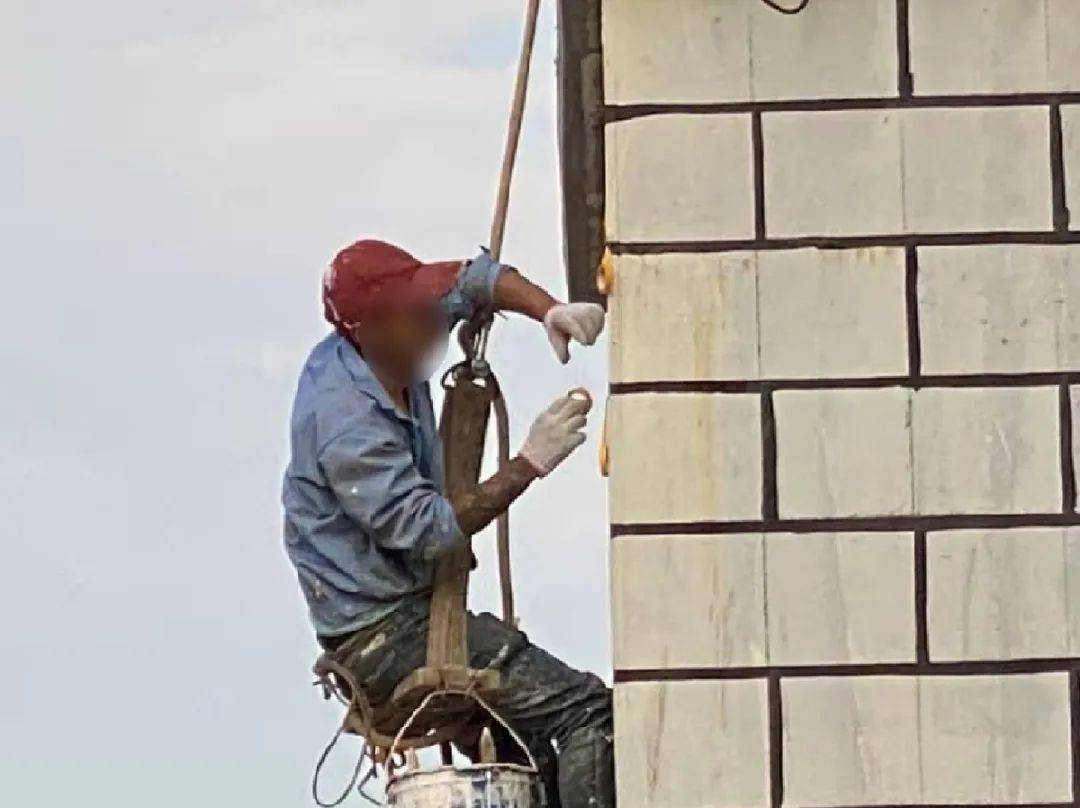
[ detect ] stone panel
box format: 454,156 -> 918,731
608,393 -> 762,523
918,674 -> 1073,804
774,388 -> 914,519
605,114 -> 754,242
783,674 -> 1073,806
611,534 -> 767,669
602,0 -> 897,104
610,253 -> 760,383
766,532 -> 916,666
901,107 -> 1052,233
928,528 -> 1080,662
602,0 -> 750,105
912,387 -> 1061,515
783,676 -> 921,806
763,110 -> 904,238
919,244 -> 1080,374
757,247 -> 908,379
764,107 -> 1053,237
615,680 -> 770,808
909,0 -> 1080,94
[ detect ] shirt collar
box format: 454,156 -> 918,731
334,334 -> 419,422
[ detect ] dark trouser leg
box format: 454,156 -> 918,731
328,603 -> 615,808
464,612 -> 615,808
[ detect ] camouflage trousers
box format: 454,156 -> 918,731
322,598 -> 615,808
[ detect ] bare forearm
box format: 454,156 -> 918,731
493,267 -> 558,323
452,456 -> 538,536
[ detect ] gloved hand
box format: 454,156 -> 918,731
519,391 -> 593,477
543,303 -> 606,364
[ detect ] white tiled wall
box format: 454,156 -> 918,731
599,1 -> 1080,806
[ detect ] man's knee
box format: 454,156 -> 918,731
558,725 -> 616,808
564,673 -> 613,735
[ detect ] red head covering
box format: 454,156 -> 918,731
322,240 -> 462,330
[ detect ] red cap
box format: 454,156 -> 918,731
322,240 -> 462,329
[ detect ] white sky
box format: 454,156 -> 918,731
1,2 -> 612,804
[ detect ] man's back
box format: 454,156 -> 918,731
282,333 -> 446,638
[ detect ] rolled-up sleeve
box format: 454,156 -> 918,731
441,248 -> 505,325
318,419 -> 465,561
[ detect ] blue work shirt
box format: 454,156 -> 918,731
282,252 -> 504,638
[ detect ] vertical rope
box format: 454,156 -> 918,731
488,0 -> 543,261
479,0 -> 542,627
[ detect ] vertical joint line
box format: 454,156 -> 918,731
905,245 -> 922,382
896,0 -> 914,98
762,388 -> 779,521
1051,104 -> 1071,232
914,530 -> 930,665
768,673 -> 784,808
1070,670 -> 1080,805
1061,383 -> 1076,515
752,111 -> 767,241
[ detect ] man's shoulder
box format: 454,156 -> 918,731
296,335 -> 355,397
293,336 -> 378,433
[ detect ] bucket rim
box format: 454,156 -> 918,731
388,762 -> 540,785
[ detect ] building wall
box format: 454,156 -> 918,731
599,2 -> 1080,807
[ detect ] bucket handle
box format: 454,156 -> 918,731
387,688 -> 539,775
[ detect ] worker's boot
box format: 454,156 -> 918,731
557,726 -> 616,808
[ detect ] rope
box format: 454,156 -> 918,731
311,664 -> 382,807
492,381 -> 515,626
468,0 -> 543,367
387,687 -> 540,775
488,0 -> 542,262
462,0 -> 540,631
311,725 -> 379,808
758,0 -> 812,13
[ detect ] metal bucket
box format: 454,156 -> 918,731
386,763 -> 545,808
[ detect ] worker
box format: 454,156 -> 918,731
283,239 -> 615,808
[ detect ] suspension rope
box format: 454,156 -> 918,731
465,0 -> 542,630
488,0 -> 542,264
468,0 -> 542,366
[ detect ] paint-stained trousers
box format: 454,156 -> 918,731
322,597 -> 615,808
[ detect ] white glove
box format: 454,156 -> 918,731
519,391 -> 593,477
543,303 -> 606,364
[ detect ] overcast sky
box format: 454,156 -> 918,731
1,2 -> 611,804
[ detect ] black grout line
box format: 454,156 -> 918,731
896,0 -> 913,98
1070,671 -> 1080,805
1051,104 -> 1072,233
752,112 -> 768,241
914,530 -> 930,665
614,657 -> 1080,684
610,511 -> 1080,538
905,245 -> 922,382
610,230 -> 1080,255
761,389 -> 779,521
768,673 -> 784,808
603,92 -> 1080,121
612,371 -> 1080,396
1062,385 -> 1077,515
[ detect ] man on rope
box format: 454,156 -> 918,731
283,239 -> 615,807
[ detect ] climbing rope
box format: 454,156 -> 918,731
466,0 -> 542,367
459,0 -> 543,630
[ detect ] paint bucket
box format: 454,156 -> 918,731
386,763 -> 545,808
